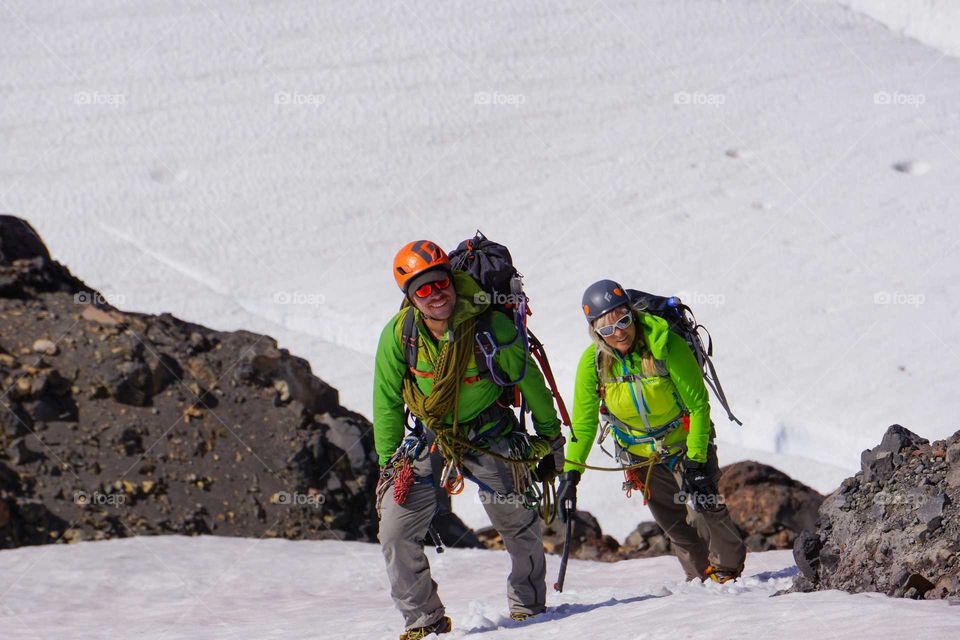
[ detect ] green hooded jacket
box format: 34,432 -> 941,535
373,271 -> 562,466
564,312 -> 712,471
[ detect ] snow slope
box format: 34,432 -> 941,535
0,536 -> 957,640
2,0 -> 960,540
837,1 -> 960,57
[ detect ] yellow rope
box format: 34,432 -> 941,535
401,314 -> 477,469
538,477 -> 557,525
562,455 -> 660,472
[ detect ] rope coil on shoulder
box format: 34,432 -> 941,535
401,312 -> 477,472
396,305 -> 569,521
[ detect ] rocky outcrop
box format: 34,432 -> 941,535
793,424 -> 960,600
0,215 -> 387,547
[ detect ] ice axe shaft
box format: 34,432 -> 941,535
553,505 -> 573,592
427,524 -> 445,554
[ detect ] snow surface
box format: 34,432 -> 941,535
837,1 -> 960,57
0,536 -> 958,639
2,0 -> 960,557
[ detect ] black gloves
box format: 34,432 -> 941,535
681,458 -> 723,512
557,470 -> 580,523
534,435 -> 566,483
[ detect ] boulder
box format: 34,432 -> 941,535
718,460 -> 823,550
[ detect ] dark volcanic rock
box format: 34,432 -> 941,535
0,216 -> 86,297
479,510 -> 623,561
0,215 -> 381,549
475,457 -> 826,562
541,510 -> 622,561
792,424 -> 960,599
0,217 -> 52,263
621,521 -> 673,558
719,460 -> 824,551
793,528 -> 822,583
233,340 -> 338,415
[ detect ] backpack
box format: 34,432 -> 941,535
400,231 -> 571,431
618,289 -> 741,425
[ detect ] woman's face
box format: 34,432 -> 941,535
595,306 -> 636,355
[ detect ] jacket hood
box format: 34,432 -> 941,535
449,270 -> 489,326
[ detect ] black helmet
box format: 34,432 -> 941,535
581,279 -> 629,323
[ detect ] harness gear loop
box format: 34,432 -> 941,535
621,453 -> 659,504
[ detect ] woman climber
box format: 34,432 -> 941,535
557,279 -> 746,583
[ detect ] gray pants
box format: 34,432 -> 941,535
634,443 -> 747,579
378,433 -> 546,630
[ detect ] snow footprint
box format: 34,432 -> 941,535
891,160 -> 930,175
149,166 -> 188,184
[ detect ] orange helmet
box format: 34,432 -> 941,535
393,240 -> 451,293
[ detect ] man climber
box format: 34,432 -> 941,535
373,240 -> 565,639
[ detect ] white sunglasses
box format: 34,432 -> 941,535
595,312 -> 633,337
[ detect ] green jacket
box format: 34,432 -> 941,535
564,312 -> 711,471
373,271 -> 562,466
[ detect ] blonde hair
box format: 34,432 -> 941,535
590,309 -> 660,382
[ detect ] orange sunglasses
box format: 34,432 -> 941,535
413,276 -> 451,299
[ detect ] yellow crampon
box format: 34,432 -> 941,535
399,616 -> 452,639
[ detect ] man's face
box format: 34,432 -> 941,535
410,274 -> 456,320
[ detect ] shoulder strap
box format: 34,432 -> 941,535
473,308 -> 493,378
401,307 -> 419,371
595,347 -> 605,399
474,309 -> 522,409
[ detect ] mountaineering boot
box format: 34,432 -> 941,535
703,564 -> 742,584
509,611 -> 540,622
399,616 -> 452,639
